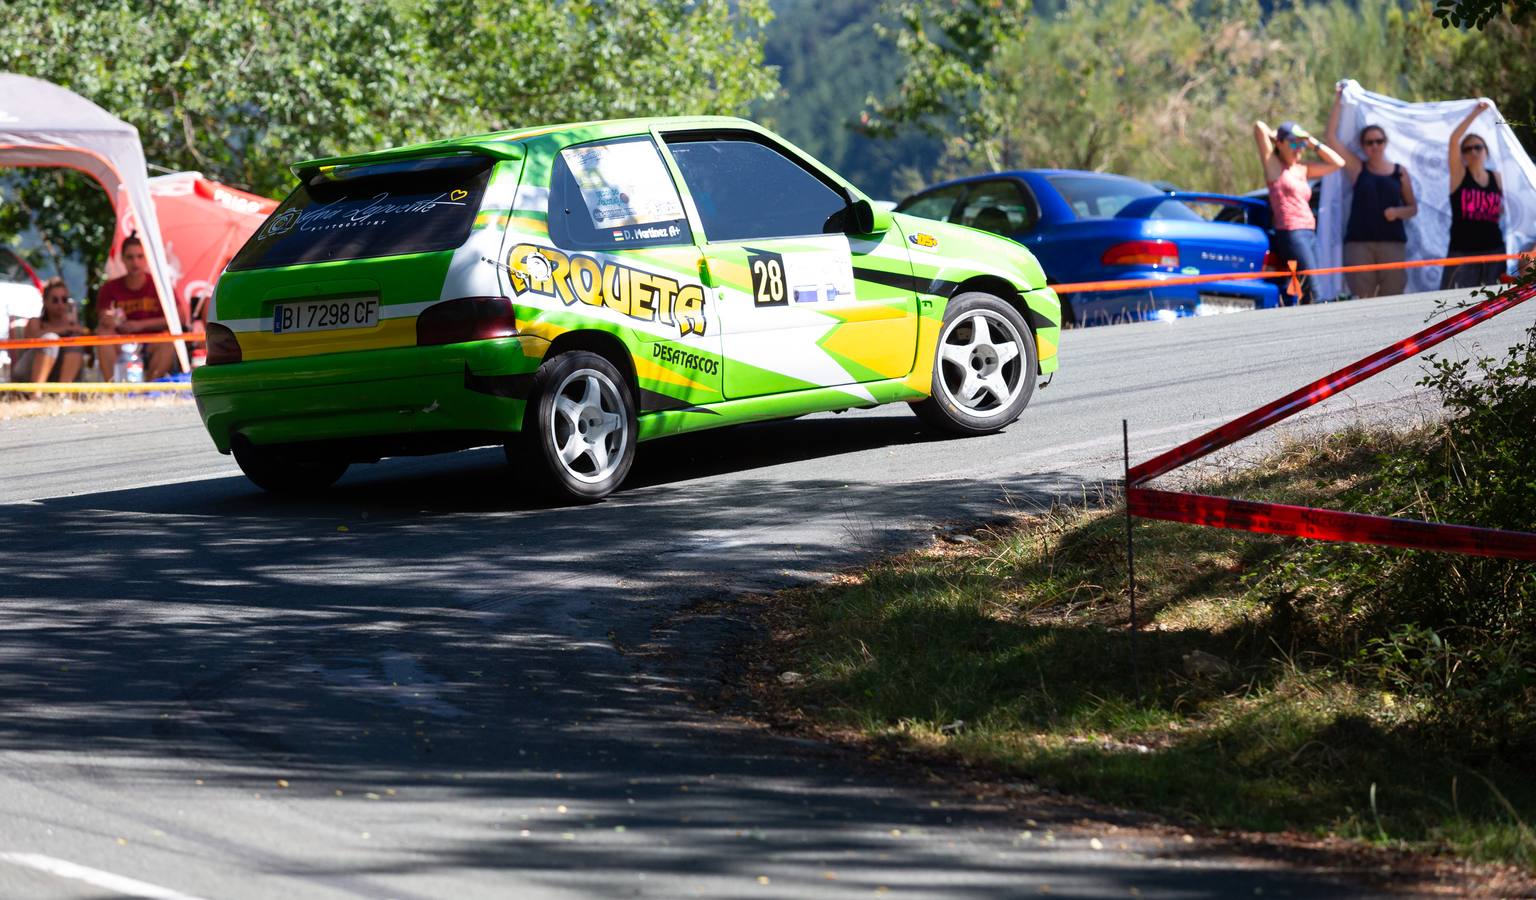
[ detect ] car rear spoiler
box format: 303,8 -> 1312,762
1117,192 -> 1269,222
291,138 -> 525,183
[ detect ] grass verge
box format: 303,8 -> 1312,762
0,394 -> 193,420
746,427 -> 1536,876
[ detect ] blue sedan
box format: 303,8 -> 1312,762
896,170 -> 1281,326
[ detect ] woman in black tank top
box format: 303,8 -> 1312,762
1325,87 -> 1418,297
1441,101 -> 1506,290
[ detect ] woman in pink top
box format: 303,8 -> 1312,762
1252,119 -> 1345,304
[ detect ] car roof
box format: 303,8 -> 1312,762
291,115 -> 763,178
904,169 -> 1152,196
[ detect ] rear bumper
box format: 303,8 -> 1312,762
1068,274 -> 1279,325
191,336 -> 548,453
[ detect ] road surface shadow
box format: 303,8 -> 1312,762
0,459 -> 1368,896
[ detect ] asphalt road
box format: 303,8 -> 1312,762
0,288 -> 1529,899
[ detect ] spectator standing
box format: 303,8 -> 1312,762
1440,100 -> 1506,290
1325,86 -> 1417,298
96,234 -> 176,381
1253,119 -> 1345,304
13,277 -> 85,398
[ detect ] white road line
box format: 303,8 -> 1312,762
0,852 -> 210,900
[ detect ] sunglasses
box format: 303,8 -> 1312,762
1286,140 -> 1307,149
1462,144 -> 1486,153
1362,138 -> 1386,146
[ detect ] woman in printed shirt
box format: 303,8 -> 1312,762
1440,100 -> 1507,290
1253,118 -> 1345,304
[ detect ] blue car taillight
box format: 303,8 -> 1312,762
1101,239 -> 1179,269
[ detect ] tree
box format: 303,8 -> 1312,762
756,0 -> 945,198
1433,0 -> 1535,29
884,0 -> 1465,195
1442,17 -> 1536,154
0,0 -> 776,292
861,0 -> 1032,171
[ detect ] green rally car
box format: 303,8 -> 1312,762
194,117 -> 1061,501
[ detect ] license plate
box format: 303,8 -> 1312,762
1195,294 -> 1258,315
273,297 -> 380,335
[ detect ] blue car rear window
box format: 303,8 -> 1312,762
1045,174 -> 1203,222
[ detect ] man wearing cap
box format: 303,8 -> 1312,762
1253,119 -> 1346,304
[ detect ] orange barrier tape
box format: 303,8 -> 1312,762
1051,251 -> 1529,295
0,331 -> 204,351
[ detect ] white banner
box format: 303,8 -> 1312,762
1318,81 -> 1536,298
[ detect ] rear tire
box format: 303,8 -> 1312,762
509,350 -> 636,503
911,291 -> 1038,435
232,437 -> 349,495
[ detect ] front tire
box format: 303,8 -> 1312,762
511,350 -> 636,503
231,437 -> 349,495
911,291 -> 1038,435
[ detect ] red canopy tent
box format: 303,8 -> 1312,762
110,172 -> 277,327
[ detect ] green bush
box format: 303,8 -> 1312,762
1252,292 -> 1536,753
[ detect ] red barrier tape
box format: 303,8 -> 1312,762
1130,488 -> 1536,560
1126,280 -> 1536,560
0,332 -> 203,351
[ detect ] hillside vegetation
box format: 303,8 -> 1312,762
780,0 -> 1533,197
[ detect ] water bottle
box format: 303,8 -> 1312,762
116,342 -> 144,383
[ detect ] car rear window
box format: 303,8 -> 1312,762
227,155 -> 494,271
1045,174 -> 1202,222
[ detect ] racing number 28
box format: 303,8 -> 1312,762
749,251 -> 787,308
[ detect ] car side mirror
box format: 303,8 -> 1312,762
846,198 -> 892,235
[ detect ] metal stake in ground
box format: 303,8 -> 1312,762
1123,419 -> 1142,700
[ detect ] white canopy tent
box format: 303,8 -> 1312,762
0,73 -> 188,370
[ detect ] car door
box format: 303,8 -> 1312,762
505,134 -> 723,408
660,130 -> 918,401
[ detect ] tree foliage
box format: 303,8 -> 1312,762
0,0 -> 775,290
974,0 -> 1465,192
1439,16 -> 1536,154
862,0 -> 1031,171
756,0 -> 944,199
1433,0 -> 1535,29
868,0 -> 1491,195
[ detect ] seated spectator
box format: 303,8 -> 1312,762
97,234 -> 176,381
13,277 -> 85,398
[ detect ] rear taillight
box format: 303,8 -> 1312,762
205,322 -> 242,365
416,296 -> 518,347
1101,239 -> 1179,269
